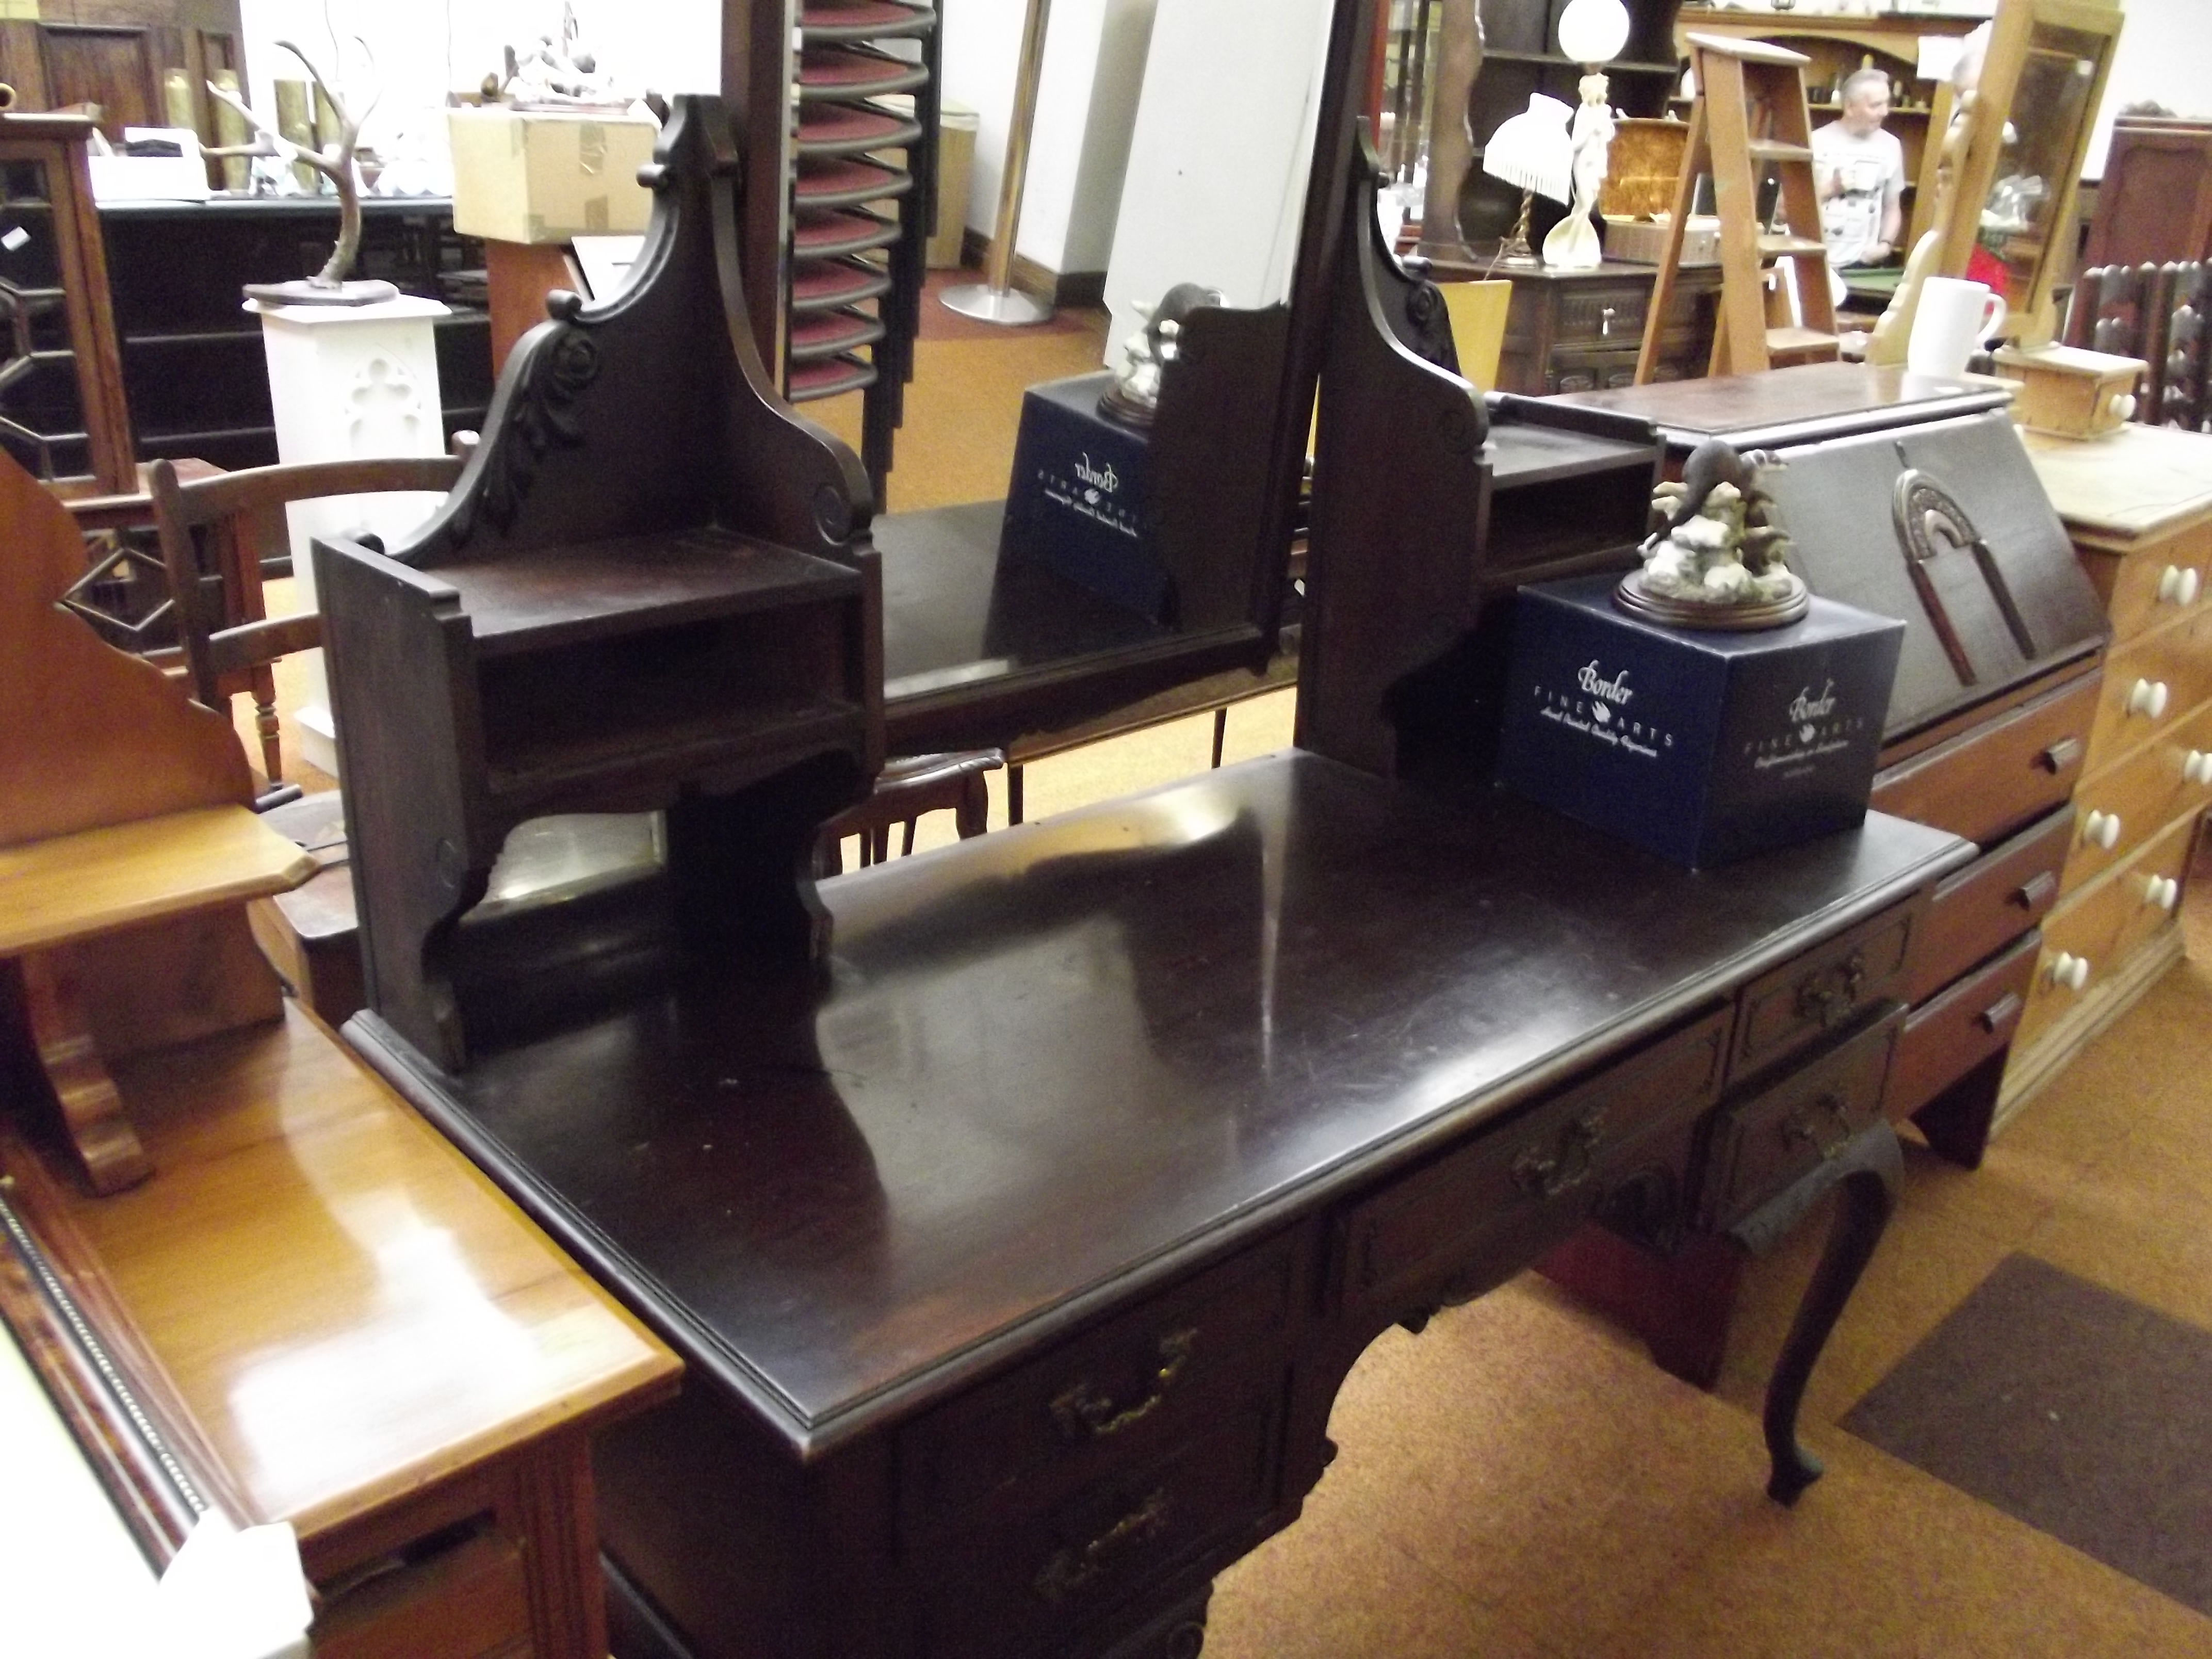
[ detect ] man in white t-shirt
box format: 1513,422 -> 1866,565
1812,68 -> 1906,270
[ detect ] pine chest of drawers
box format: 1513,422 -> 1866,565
1998,424 -> 2212,1121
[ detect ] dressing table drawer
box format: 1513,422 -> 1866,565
898,1232 -> 1299,1532
1731,900 -> 1916,1079
1907,808 -> 2071,1003
1333,1006 -> 1731,1319
1869,670 -> 2101,847
914,1388 -> 1281,1659
1700,1005 -> 1904,1231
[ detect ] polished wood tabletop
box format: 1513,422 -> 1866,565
0,806 -> 316,957
355,751 -> 1967,1456
57,1004 -> 681,1539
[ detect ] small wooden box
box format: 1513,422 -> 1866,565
1991,345 -> 2145,439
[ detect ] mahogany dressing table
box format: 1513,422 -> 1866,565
309,44 -> 1976,1657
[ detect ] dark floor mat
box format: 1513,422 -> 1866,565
1843,1252 -> 2212,1616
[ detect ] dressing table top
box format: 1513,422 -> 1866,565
354,752 -> 1967,1456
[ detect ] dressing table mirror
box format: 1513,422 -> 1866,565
719,0 -> 1343,758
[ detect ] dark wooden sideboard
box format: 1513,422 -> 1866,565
1492,258 -> 1723,395
347,753 -> 1972,1659
99,197 -> 494,476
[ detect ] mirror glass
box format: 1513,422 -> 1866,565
783,0 -> 1342,733
1975,23 -> 2104,314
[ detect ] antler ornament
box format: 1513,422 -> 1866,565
207,35 -> 398,304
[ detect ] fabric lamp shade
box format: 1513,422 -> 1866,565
1482,94 -> 1574,203
1556,0 -> 1631,66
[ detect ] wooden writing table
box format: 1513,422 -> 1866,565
32,1000 -> 681,1657
0,805 -> 315,1192
350,751 -> 1973,1658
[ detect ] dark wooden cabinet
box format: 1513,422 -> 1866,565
0,1 -> 243,152
1446,0 -> 1685,249
1492,259 -> 1721,395
0,112 -> 136,496
99,198 -> 494,474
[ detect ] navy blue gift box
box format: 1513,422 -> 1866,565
1496,575 -> 1905,869
1000,371 -> 1171,621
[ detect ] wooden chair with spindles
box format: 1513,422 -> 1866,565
149,454 -> 466,787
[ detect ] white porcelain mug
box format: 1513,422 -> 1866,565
1907,277 -> 2008,376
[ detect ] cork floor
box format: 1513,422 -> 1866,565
242,286 -> 2212,1655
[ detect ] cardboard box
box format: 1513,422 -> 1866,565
1001,371 -> 1169,620
448,107 -> 657,245
1497,575 -> 1903,869
1603,215 -> 1720,266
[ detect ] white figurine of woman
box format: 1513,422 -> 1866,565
1542,73 -> 1616,269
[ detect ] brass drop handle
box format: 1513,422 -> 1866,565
1794,950 -> 1867,1028
2038,737 -> 2084,775
1977,993 -> 2024,1034
2013,871 -> 2059,911
1033,1488 -> 1174,1605
1510,1108 -> 1607,1200
1599,303 -> 1618,338
1783,1092 -> 1855,1161
1050,1329 -> 1197,1441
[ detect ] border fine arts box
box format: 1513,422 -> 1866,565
1001,371 -> 1170,621
1498,575 -> 1905,868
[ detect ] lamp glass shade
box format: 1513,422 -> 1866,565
1556,0 -> 1631,65
1481,94 -> 1574,203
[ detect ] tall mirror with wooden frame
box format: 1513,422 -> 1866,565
1871,0 -> 2122,361
717,0 -> 1367,765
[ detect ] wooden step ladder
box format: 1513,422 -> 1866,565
1636,33 -> 1839,383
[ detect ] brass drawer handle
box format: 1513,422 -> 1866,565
2038,737 -> 2084,775
1510,1108 -> 1607,1200
1782,1092 -> 1855,1161
1977,993 -> 2024,1034
2013,871 -> 2058,910
1794,950 -> 1867,1029
1050,1330 -> 1197,1442
1033,1487 -> 1174,1605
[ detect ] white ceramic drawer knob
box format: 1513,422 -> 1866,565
2188,751 -> 2212,787
2156,564 -> 2202,604
2146,875 -> 2182,912
2050,952 -> 2092,993
2127,678 -> 2171,720
2083,809 -> 2122,850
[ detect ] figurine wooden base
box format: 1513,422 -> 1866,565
1615,567 -> 1810,631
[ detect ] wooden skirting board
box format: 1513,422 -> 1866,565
1995,923 -> 2186,1133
